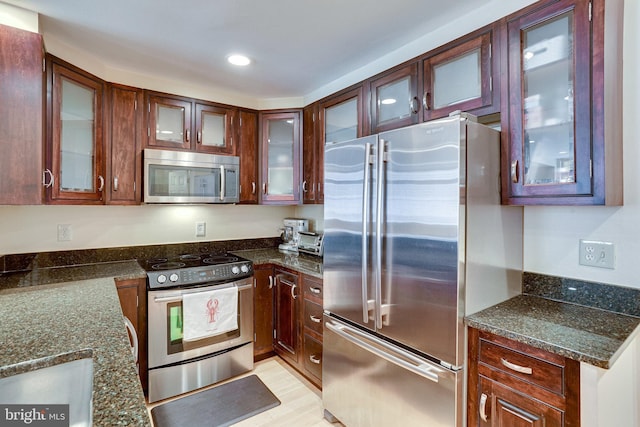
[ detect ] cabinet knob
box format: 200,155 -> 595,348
511,160 -> 520,183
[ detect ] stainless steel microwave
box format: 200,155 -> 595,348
143,149 -> 239,204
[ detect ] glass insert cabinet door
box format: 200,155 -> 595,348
422,31 -> 493,121
50,61 -> 104,202
506,0 -> 592,199
195,104 -> 235,155
260,111 -> 301,204
324,97 -> 358,144
148,95 -> 192,150
370,63 -> 419,133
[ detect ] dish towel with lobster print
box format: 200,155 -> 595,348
182,286 -> 238,341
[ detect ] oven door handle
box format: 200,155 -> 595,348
152,283 -> 252,303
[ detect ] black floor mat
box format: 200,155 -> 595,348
150,374 -> 281,427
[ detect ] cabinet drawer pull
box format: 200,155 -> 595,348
290,284 -> 298,300
422,91 -> 431,110
309,315 -> 321,323
268,276 -> 273,289
252,182 -> 256,195
97,175 -> 105,192
302,180 -> 308,193
309,354 -> 321,364
309,287 -> 321,294
501,357 -> 533,375
410,96 -> 419,114
185,129 -> 190,143
113,176 -> 119,192
479,392 -> 489,422
511,160 -> 519,183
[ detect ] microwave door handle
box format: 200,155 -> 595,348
220,165 -> 225,201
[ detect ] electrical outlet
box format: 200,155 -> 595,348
195,221 -> 206,237
57,224 -> 72,242
579,240 -> 614,269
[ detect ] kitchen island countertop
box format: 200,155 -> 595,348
0,268 -> 150,426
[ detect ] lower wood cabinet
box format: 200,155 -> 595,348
253,265 -> 275,361
467,328 -> 580,427
115,277 -> 147,393
254,263 -> 323,388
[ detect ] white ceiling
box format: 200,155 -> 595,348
4,0 -> 498,100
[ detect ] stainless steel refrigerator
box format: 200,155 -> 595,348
322,113 -> 523,427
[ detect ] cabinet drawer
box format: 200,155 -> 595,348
303,278 -> 323,301
303,333 -> 322,381
479,339 -> 564,395
304,299 -> 323,335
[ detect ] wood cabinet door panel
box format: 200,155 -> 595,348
108,84 -> 142,204
253,266 -> 274,359
274,269 -> 299,362
146,94 -> 192,150
238,110 -> 259,204
0,24 -> 43,205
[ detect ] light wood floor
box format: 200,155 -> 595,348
147,356 -> 341,426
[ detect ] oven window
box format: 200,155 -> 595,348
166,300 -> 241,355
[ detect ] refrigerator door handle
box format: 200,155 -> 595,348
374,138 -> 386,329
325,320 -> 443,383
361,142 -> 374,324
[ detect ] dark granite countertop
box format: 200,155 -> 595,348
0,277 -> 150,426
0,260 -> 146,290
232,248 -> 323,279
465,294 -> 640,369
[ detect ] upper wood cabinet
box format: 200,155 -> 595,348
238,109 -> 259,204
106,84 -> 143,204
500,0 -> 623,205
368,62 -> 421,133
46,55 -> 106,204
422,25 -> 499,122
259,110 -> 302,205
0,24 -> 44,205
146,91 -> 237,155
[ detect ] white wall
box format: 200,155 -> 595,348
0,205 -> 295,254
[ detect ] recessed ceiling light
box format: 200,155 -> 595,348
227,54 -> 251,66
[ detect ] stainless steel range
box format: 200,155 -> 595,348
140,253 -> 254,403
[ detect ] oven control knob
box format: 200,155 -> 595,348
169,273 -> 179,282
231,266 -> 240,274
157,274 -> 167,284
240,264 -> 249,273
